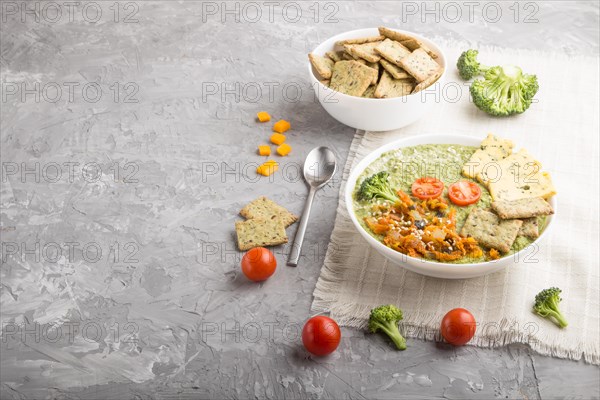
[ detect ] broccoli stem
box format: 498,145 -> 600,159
377,322 -> 407,350
546,310 -> 568,328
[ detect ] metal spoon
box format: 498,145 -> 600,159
287,146 -> 337,267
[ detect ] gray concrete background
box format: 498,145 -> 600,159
1,1 -> 599,399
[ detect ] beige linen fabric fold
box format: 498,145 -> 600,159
311,43 -> 600,364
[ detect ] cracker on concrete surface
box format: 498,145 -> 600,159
239,196 -> 298,227
235,217 -> 288,251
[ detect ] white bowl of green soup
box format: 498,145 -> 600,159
345,134 -> 556,279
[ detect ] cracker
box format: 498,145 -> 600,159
399,38 -> 438,59
235,218 -> 288,251
239,196 -> 298,227
518,218 -> 539,239
342,51 -> 357,60
460,208 -> 523,253
379,59 -> 411,79
412,67 -> 443,93
399,48 -> 441,82
491,197 -> 554,220
326,51 -> 343,62
374,38 -> 412,66
336,35 -> 385,46
374,71 -> 414,98
462,134 -> 514,181
362,85 -> 376,98
329,60 -> 378,97
378,27 -> 438,59
356,59 -> 380,84
308,53 -> 334,79
344,42 -> 382,63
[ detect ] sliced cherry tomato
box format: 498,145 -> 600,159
411,177 -> 444,200
448,181 -> 481,206
440,308 -> 476,346
241,247 -> 276,281
302,316 -> 341,356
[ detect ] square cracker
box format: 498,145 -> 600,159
342,51 -> 357,60
329,60 -> 378,97
412,67 -> 443,93
379,59 -> 411,79
375,38 -> 412,66
336,35 -> 385,46
308,53 -> 334,79
518,218 -> 539,239
378,27 -> 438,59
375,71 -> 414,98
356,59 -> 380,84
491,197 -> 554,220
240,196 -> 298,227
326,51 -> 343,62
462,134 -> 514,181
399,48 -> 441,82
460,208 -> 523,253
344,42 -> 382,63
362,85 -> 376,98
235,218 -> 288,251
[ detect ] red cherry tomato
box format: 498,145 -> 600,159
241,247 -> 276,281
302,316 -> 341,356
448,181 -> 482,206
411,177 -> 444,200
440,308 -> 476,346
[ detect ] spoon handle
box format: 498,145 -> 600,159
287,186 -> 317,267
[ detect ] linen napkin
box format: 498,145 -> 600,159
312,42 -> 600,364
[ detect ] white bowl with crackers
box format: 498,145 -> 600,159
345,134 -> 557,279
308,27 -> 446,132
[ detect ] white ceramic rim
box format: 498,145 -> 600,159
344,134 -> 556,277
307,28 -> 447,101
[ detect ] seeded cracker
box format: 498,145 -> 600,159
412,67 -> 443,93
329,60 -> 378,97
336,35 -> 385,46
239,196 -> 298,227
362,85 -> 376,98
344,42 -> 382,63
375,71 -> 414,98
399,48 -> 441,82
460,208 -> 523,253
235,218 -> 288,251
518,218 -> 540,239
491,197 -> 554,220
326,51 -> 343,62
374,39 -> 412,66
378,27 -> 438,59
379,59 -> 411,79
308,53 -> 335,79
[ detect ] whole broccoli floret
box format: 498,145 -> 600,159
457,49 -> 490,80
368,305 -> 406,350
533,287 -> 568,328
357,171 -> 398,203
470,65 -> 539,116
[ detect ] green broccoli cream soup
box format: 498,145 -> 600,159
352,144 -> 542,264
